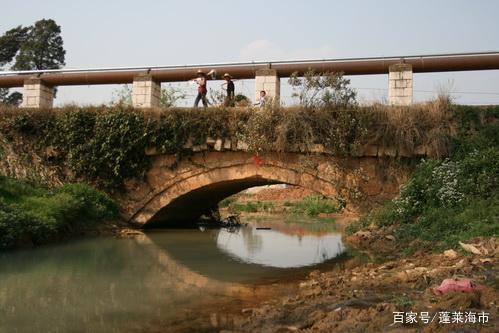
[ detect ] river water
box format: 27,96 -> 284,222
0,216 -> 346,333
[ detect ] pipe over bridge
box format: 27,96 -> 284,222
1,51 -> 498,107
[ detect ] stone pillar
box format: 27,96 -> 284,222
21,78 -> 54,108
132,74 -> 161,108
388,64 -> 413,106
255,69 -> 280,106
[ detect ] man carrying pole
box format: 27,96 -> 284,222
192,70 -> 208,107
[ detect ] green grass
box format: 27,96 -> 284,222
225,196 -> 341,216
289,195 -> 340,216
347,119 -> 499,253
0,176 -> 119,250
229,201 -> 275,213
218,196 -> 236,208
392,295 -> 414,309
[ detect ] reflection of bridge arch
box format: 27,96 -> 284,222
135,231 -> 290,298
123,152 -> 411,226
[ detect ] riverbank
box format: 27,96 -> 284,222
214,203 -> 497,332
227,236 -> 497,333
219,185 -> 346,217
0,176 -> 123,250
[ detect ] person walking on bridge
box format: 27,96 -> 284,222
222,73 -> 235,107
192,70 -> 208,107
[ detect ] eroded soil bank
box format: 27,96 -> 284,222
213,186 -> 498,333
221,236 -> 498,333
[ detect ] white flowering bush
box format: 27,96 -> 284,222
431,159 -> 465,207
348,117 -> 499,250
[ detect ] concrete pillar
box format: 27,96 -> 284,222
21,78 -> 54,108
388,64 -> 413,106
132,74 -> 161,108
255,69 -> 280,106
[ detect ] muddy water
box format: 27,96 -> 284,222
0,216 -> 346,333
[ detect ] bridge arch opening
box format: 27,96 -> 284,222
133,162 -> 341,228
145,177 -> 283,228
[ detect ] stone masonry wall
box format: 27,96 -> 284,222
21,79 -> 54,108
132,75 -> 161,108
388,64 -> 413,106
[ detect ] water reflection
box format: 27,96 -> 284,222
217,221 -> 344,268
0,216 -> 345,333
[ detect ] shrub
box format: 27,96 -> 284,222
347,119 -> 499,251
290,195 -> 340,216
0,177 -> 118,250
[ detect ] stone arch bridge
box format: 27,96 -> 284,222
118,145 -> 416,228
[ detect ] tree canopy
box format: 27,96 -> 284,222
0,19 -> 65,105
0,26 -> 28,67
12,19 -> 66,71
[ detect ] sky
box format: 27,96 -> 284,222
1,0 -> 499,106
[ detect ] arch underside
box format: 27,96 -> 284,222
145,176 -> 282,227
133,161 -> 342,228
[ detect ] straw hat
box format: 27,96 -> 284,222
223,73 -> 232,78
197,69 -> 205,75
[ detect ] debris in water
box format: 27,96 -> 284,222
197,213 -> 246,232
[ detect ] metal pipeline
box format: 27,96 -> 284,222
0,52 -> 498,88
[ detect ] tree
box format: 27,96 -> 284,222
0,19 -> 65,105
12,19 -> 65,70
0,26 -> 28,67
160,85 -> 187,107
111,85 -> 133,106
208,88 -> 224,106
2,92 -> 22,106
0,26 -> 29,105
111,84 -> 187,107
288,70 -> 357,109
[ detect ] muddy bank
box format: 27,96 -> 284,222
223,236 -> 498,333
209,186 -> 498,332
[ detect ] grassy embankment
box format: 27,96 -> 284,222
220,195 -> 341,217
0,176 -> 118,250
347,105 -> 499,253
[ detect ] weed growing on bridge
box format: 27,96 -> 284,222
0,102 -> 487,190
238,106 -> 373,154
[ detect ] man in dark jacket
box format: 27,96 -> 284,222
223,73 -> 235,107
